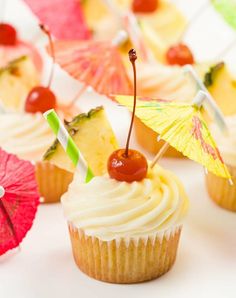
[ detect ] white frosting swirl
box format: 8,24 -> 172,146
0,112 -> 54,161
129,62 -> 196,101
211,115 -> 236,166
62,165 -> 188,240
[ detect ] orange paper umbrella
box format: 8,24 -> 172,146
0,149 -> 40,255
115,91 -> 230,179
49,34 -> 132,102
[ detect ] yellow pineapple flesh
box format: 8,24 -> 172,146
205,63 -> 236,116
0,56 -> 39,111
44,107 -> 118,175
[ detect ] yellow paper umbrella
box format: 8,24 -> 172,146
115,91 -> 231,179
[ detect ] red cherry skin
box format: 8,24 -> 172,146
0,23 -> 17,46
166,43 -> 194,66
25,86 -> 57,114
132,0 -> 158,13
108,149 -> 148,183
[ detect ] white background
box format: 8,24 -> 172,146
0,0 -> 236,297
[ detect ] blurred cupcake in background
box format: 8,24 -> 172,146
206,115 -> 236,211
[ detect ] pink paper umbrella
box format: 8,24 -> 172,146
0,149 -> 40,256
23,0 -> 90,40
50,38 -> 132,103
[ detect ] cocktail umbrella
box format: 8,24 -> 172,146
50,32 -> 132,103
0,149 -> 40,256
114,91 -> 231,179
23,0 -> 90,40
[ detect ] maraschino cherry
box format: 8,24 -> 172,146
132,0 -> 158,13
108,49 -> 148,183
166,43 -> 194,66
25,24 -> 56,113
0,23 -> 17,45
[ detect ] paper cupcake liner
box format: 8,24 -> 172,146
134,117 -> 183,158
205,164 -> 236,212
68,223 -> 182,284
36,161 -> 73,204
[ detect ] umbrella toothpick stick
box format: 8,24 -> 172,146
150,142 -> 169,168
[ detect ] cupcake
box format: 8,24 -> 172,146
206,115 -> 236,211
0,22 -> 42,72
129,62 -> 196,156
0,112 -> 73,203
0,106 -> 118,203
62,164 -> 188,283
56,49 -> 189,283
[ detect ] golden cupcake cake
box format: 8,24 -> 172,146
206,115 -> 236,211
62,164 -> 188,283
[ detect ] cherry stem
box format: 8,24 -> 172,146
40,24 -> 55,88
124,49 -> 137,157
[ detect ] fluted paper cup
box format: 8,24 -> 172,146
36,161 -> 73,203
206,164 -> 236,212
68,223 -> 182,284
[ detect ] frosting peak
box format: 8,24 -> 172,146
0,112 -> 54,161
62,165 -> 188,240
129,62 -> 196,101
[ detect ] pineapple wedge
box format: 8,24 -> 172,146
204,63 -> 236,116
44,107 -> 118,175
0,56 -> 39,111
138,1 -> 187,46
139,20 -> 167,63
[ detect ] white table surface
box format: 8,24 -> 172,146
0,1 -> 236,298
